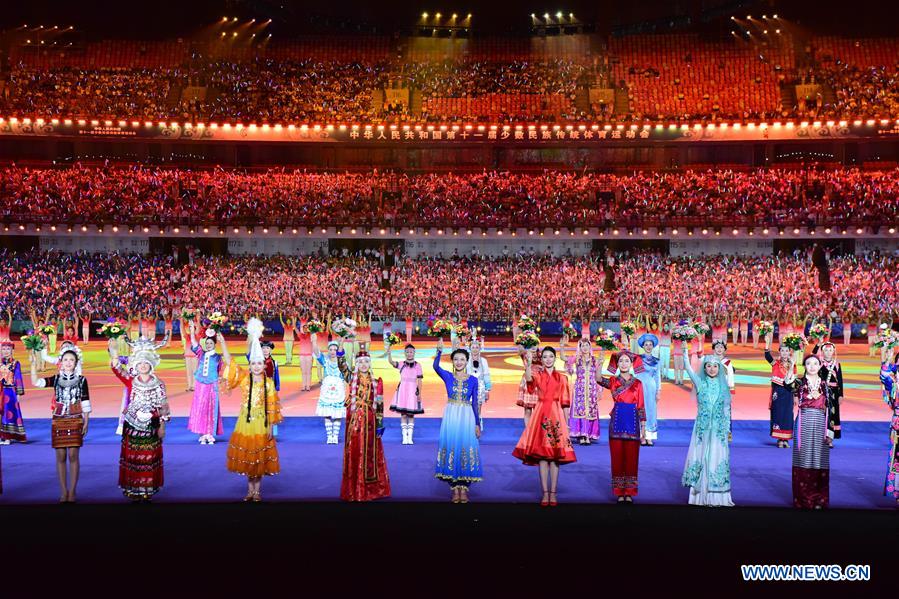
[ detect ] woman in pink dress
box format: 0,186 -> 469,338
387,343 -> 424,444
405,316 -> 414,343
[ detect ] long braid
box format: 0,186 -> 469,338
264,374 -> 269,428
246,372 -> 253,423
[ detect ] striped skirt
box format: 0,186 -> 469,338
792,408 -> 830,509
119,422 -> 164,499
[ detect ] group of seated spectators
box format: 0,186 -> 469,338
0,248 -> 894,329
1,165 -> 896,228
2,33 -> 898,123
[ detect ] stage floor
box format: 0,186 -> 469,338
1,417 -> 895,508
13,338 -> 890,422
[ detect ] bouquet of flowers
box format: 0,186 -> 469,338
384,332 -> 402,347
756,320 -> 774,337
202,312 -> 229,333
98,319 -> 127,339
40,324 -> 56,336
331,318 -> 356,338
21,330 -> 45,352
562,323 -> 579,340
515,330 -> 541,349
516,314 -> 537,331
426,318 -> 453,337
180,309 -> 196,321
672,321 -> 698,342
303,320 -> 325,334
620,320 -> 636,336
808,323 -> 830,340
454,323 -> 472,342
692,321 -> 710,336
873,330 -> 899,349
781,332 -> 806,351
594,329 -> 619,351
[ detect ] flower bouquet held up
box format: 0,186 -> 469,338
672,321 -> 698,343
330,317 -> 357,338
40,324 -> 56,337
454,323 -> 472,343
98,319 -> 127,339
562,322 -> 579,340
756,321 -> 775,337
180,309 -> 196,321
384,332 -> 402,347
21,331 -> 45,352
692,321 -> 710,337
516,314 -> 537,332
873,329 -> 899,349
594,329 -> 619,351
515,330 -> 541,349
303,320 -> 326,334
781,333 -> 806,352
620,320 -> 636,336
808,323 -> 830,340
426,318 -> 454,338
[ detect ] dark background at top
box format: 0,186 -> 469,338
0,0 -> 896,38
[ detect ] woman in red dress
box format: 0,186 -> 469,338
596,351 -> 646,503
341,351 -> 391,502
512,345 -> 577,506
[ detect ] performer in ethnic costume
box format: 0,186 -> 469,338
513,346 -> 576,506
387,343 -> 424,445
187,321 -> 224,444
466,337 -> 491,431
341,351 -> 391,501
787,355 -> 833,509
433,338 -> 482,504
221,322 -> 283,502
108,337 -> 170,502
0,341 -> 26,443
764,338 -> 797,448
812,342 -> 843,447
681,345 -> 734,507
879,348 -> 899,505
596,351 -> 646,502
251,339 -> 280,436
313,339 -> 351,444
30,348 -> 90,503
560,336 -> 601,445
636,334 -> 662,445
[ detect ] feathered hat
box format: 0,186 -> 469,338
246,317 -> 265,363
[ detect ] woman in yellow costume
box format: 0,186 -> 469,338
219,318 -> 283,502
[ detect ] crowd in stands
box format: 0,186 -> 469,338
1,165 -> 897,228
1,34 -> 897,123
0,249 -> 894,327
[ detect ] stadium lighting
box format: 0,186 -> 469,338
422,12 -> 428,18
556,12 -> 563,19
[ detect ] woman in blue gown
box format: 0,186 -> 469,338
433,337 -> 482,504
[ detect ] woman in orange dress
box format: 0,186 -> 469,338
219,321 -> 283,502
512,346 -> 576,506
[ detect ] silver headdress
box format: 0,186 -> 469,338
125,332 -> 169,372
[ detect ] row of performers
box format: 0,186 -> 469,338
3,331 -> 896,508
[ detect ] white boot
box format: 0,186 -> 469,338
401,423 -> 410,445
324,419 -> 333,444
330,420 -> 340,445
407,421 -> 415,445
